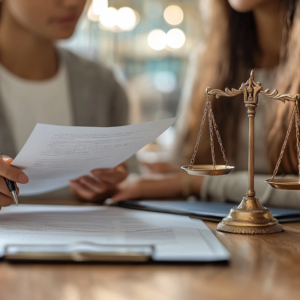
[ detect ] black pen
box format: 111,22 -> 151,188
0,155 -> 18,206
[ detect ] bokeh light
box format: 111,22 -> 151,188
87,5 -> 99,22
163,5 -> 184,25
98,6 -> 139,31
153,71 -> 177,93
166,28 -> 186,49
99,7 -> 118,29
92,0 -> 108,16
148,30 -> 167,51
117,7 -> 138,31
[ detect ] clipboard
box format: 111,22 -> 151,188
0,205 -> 230,263
4,242 -> 154,262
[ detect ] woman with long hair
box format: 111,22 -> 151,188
114,0 -> 300,208
0,0 -> 128,207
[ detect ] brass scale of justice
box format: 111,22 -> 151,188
182,70 -> 300,234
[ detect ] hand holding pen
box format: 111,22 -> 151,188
0,155 -> 29,207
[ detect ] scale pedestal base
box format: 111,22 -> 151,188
216,197 -> 283,234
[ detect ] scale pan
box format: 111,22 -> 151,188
266,178 -> 300,190
181,165 -> 235,176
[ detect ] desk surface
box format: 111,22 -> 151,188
1,198 -> 300,300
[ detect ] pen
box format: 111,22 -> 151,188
0,155 -> 18,206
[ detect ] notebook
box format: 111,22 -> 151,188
118,201 -> 300,223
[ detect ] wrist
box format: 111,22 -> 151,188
181,174 -> 191,198
181,173 -> 203,198
191,176 -> 203,195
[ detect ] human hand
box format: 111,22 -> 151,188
0,155 -> 29,208
113,173 -> 204,203
140,162 -> 179,174
69,163 -> 128,202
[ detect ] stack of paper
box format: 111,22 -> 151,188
0,205 -> 229,262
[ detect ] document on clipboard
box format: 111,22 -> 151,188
11,118 -> 177,196
0,205 -> 229,262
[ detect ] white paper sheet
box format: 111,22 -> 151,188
0,205 -> 229,262
11,118 -> 177,195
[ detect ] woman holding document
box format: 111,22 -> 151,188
0,0 -> 128,207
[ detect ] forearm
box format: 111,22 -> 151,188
201,171 -> 300,208
201,171 -> 249,203
179,172 -> 203,198
147,173 -> 203,198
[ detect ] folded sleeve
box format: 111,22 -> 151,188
200,171 -> 300,209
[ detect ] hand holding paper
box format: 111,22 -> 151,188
70,162 -> 128,202
0,156 -> 29,207
11,118 -> 177,196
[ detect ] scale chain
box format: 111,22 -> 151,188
295,104 -> 300,177
271,106 -> 296,181
207,99 -> 217,170
188,98 -> 209,168
210,107 -> 229,166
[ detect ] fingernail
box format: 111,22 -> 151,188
18,174 -> 29,184
3,158 -> 13,163
104,198 -> 114,205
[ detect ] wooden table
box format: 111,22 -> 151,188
1,197 -> 300,300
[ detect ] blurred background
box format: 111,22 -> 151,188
59,0 -> 202,163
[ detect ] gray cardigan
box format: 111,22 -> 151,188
0,48 -> 129,158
